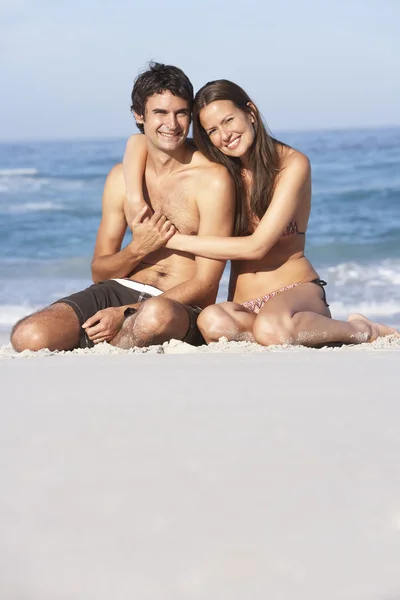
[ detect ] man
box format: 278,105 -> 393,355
11,63 -> 235,352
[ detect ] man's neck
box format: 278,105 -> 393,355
146,142 -> 192,176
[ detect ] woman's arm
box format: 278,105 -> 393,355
123,134 -> 151,220
166,152 -> 311,260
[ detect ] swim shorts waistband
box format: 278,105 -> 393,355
111,279 -> 163,296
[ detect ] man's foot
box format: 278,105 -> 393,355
348,313 -> 400,342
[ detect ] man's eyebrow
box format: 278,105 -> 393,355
151,107 -> 190,114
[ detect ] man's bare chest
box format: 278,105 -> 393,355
144,177 -> 199,235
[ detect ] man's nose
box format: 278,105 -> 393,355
166,114 -> 178,130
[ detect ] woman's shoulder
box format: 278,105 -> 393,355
278,144 -> 310,174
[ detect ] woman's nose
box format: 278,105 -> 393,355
221,127 -> 231,142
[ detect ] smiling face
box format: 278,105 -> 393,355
135,90 -> 191,153
199,100 -> 255,161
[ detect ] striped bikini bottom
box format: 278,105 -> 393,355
241,278 -> 329,314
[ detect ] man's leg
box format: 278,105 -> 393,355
111,297 -> 192,348
11,304 -> 81,352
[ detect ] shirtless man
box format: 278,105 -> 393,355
11,63 -> 235,352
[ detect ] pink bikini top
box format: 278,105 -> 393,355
281,218 -> 305,237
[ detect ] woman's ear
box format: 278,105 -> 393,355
247,102 -> 256,123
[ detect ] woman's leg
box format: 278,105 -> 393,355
253,282 -> 399,347
197,302 -> 257,343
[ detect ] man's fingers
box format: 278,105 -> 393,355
161,219 -> 174,234
131,205 -> 149,226
82,313 -> 101,329
149,210 -> 162,225
165,225 -> 176,239
91,332 -> 110,342
157,215 -> 167,228
93,336 -> 110,344
86,323 -> 106,339
151,211 -> 170,226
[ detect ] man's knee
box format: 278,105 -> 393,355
135,297 -> 187,335
11,315 -> 50,352
11,304 -> 80,352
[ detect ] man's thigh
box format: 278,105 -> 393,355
116,297 -> 204,347
55,280 -> 145,348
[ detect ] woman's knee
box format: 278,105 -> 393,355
197,305 -> 234,342
253,313 -> 295,346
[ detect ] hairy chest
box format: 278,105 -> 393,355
144,176 -> 199,235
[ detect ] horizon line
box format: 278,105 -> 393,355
1,123 -> 399,145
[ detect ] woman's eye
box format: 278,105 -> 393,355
208,129 -> 216,136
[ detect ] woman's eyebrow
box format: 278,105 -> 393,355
206,114 -> 233,132
221,114 -> 233,124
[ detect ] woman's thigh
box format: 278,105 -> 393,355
255,281 -> 331,326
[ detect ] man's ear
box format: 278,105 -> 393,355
133,111 -> 144,125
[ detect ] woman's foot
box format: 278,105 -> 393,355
348,313 -> 400,342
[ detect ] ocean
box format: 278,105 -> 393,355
1,127 -> 399,340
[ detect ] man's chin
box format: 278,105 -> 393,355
156,138 -> 186,151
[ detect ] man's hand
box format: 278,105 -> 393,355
126,197 -> 153,223
130,206 -> 176,255
82,307 -> 126,344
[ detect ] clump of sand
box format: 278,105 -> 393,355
1,334 -> 400,360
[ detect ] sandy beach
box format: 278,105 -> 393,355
1,338 -> 400,599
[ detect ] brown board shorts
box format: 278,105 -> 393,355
54,279 -> 205,348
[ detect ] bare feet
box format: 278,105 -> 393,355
348,314 -> 400,343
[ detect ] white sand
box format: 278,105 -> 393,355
1,340 -> 400,599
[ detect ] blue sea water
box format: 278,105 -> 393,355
0,127 -> 399,337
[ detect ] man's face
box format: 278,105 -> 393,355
135,91 -> 191,152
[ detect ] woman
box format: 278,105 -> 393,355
123,79 -> 398,346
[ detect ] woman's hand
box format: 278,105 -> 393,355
82,306 -> 126,344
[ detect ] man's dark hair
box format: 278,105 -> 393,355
130,62 -> 194,133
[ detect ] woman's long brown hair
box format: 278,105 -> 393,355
193,79 -> 284,236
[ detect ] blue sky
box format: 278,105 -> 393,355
1,0 -> 399,140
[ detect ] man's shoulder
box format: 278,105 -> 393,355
105,162 -> 124,185
103,163 -> 127,198
187,150 -> 233,187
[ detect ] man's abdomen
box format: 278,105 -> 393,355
128,251 -> 196,292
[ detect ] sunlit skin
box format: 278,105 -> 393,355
201,100 -> 256,165
121,96 -> 400,346
196,99 -> 315,305
135,91 -> 191,157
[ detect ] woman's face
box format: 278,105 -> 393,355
199,100 -> 255,160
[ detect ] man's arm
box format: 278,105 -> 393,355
160,166 -> 235,308
83,165 -> 234,345
91,164 -> 174,283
